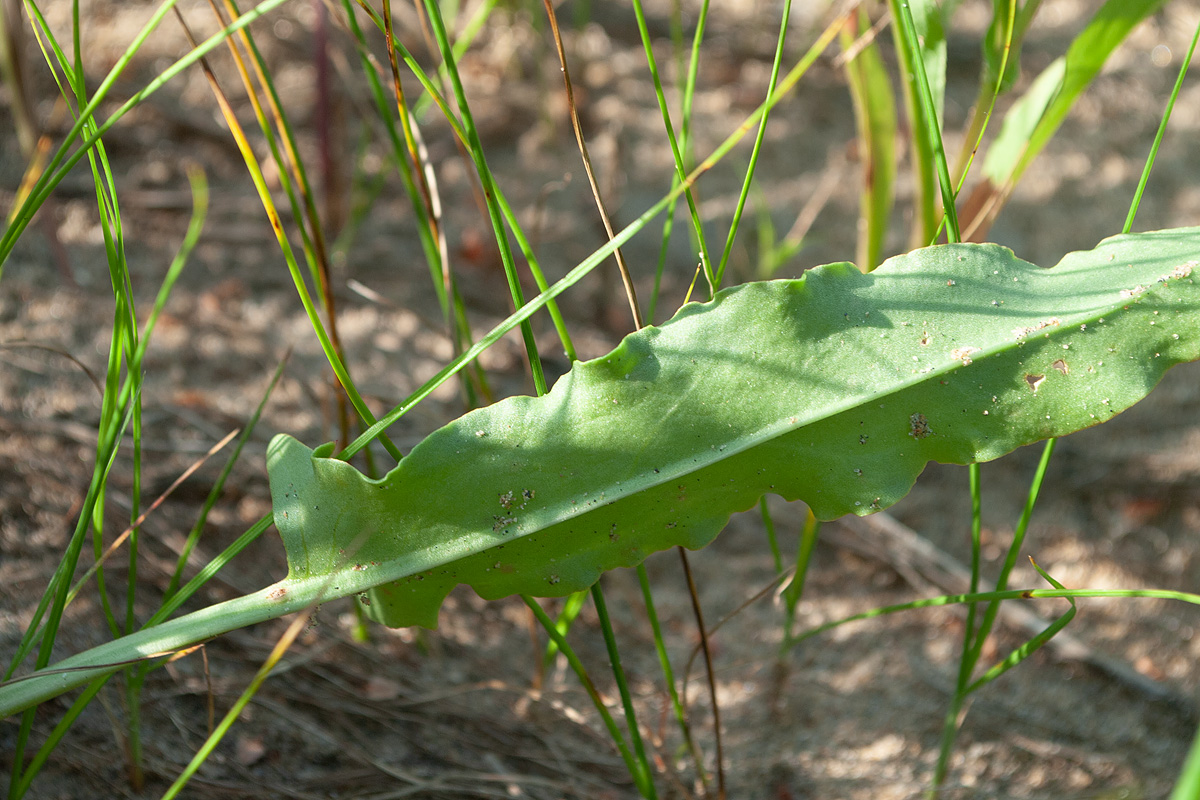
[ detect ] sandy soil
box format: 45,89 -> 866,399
3,0 -> 1200,797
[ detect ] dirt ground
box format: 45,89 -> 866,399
3,0 -> 1200,797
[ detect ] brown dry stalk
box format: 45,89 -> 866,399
541,0 -> 644,330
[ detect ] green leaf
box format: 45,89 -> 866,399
982,0 -> 1166,188
268,228 -> 1200,629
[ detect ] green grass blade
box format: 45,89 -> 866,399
636,563 -> 709,793
930,462 -> 985,795
166,358 -> 286,600
540,590 -> 588,673
628,0 -> 715,291
341,0 -> 448,317
887,0 -> 946,247
781,507 -> 819,649
187,34 -> 401,461
1171,722 -> 1200,799
791,586 -> 1200,648
1,0 -> 293,271
591,584 -> 658,798
159,611 -> 312,800
894,0 -> 959,243
972,440 -> 1056,654
930,439 -> 1057,791
964,559 -> 1076,692
413,0 -> 547,394
12,677 -> 108,799
713,0 -> 796,284
841,7 -> 897,270
523,597 -> 643,787
1124,16 -> 1200,235
981,0 -> 1041,96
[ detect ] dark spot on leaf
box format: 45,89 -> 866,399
909,413 -> 932,439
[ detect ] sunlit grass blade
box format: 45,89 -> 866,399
1123,15 -> 1200,235
173,10 -> 402,461
216,0 -> 352,441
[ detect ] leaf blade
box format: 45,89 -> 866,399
269,229 -> 1200,628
